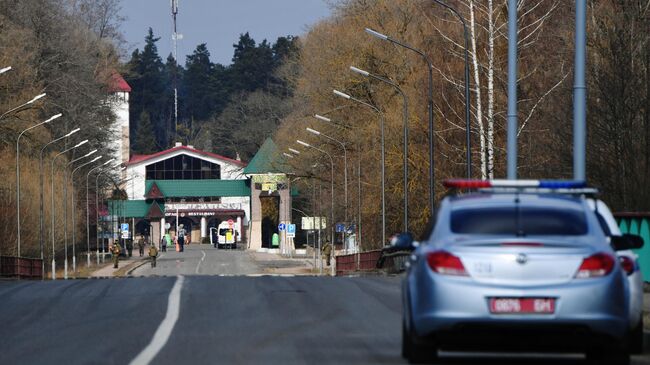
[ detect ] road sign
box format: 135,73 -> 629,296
121,223 -> 129,239
335,223 -> 345,233
346,224 -> 355,234
278,223 -> 286,231
287,224 -> 296,238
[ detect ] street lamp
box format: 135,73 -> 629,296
431,0 -> 472,178
50,139 -> 88,279
96,166 -> 125,264
350,65 -> 410,233
0,93 -> 46,121
312,113 -> 362,255
333,89 -> 386,246
306,127 -> 349,248
86,158 -> 114,267
16,112 -> 62,257
1,66 -> 12,74
71,155 -> 102,271
296,139 -> 335,276
65,149 -> 97,275
39,127 -> 80,278
63,150 -> 97,279
365,27 -> 436,215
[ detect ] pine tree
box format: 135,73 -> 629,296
134,111 -> 158,154
126,28 -> 167,148
185,43 -> 215,121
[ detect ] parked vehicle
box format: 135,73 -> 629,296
212,221 -> 236,249
401,180 -> 643,364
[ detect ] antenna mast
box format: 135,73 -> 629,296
171,0 -> 179,139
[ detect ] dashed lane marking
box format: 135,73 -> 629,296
195,250 -> 206,275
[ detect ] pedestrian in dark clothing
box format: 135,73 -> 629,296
126,239 -> 133,257
137,238 -> 145,257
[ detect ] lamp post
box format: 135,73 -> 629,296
39,127 -> 80,278
431,0 -> 471,178
96,167 -> 122,264
365,28 -> 436,215
333,89 -> 386,246
51,139 -> 88,279
296,139 -> 335,276
0,66 -> 11,74
63,148 -> 97,277
1,93 -> 46,121
16,113 -> 62,257
313,114 -> 362,253
71,156 -> 102,271
86,159 -> 114,267
306,127 -> 350,252
350,66 -> 410,233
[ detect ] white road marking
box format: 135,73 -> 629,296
129,275 -> 184,365
195,250 -> 206,275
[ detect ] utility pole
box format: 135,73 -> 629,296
171,0 -> 180,141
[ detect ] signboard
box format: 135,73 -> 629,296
278,223 -> 286,231
261,182 -> 277,192
301,217 -> 327,230
121,223 -> 130,239
335,223 -> 346,233
287,224 -> 296,238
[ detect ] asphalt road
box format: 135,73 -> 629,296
2,270 -> 650,364
132,245 -> 262,277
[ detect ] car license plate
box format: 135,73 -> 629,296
489,298 -> 555,314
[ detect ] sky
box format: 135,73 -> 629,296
120,0 -> 333,65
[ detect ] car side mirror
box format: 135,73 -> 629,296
611,234 -> 644,251
389,232 -> 418,251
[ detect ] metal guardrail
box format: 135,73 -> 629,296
0,256 -> 43,279
335,249 -> 411,275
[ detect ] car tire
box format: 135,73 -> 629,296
586,346 -> 630,365
627,318 -> 644,354
402,321 -> 438,364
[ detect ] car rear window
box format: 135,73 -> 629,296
450,206 -> 588,235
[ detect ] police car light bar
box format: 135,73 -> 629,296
443,179 -> 587,189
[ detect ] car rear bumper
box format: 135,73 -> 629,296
408,270 -> 629,343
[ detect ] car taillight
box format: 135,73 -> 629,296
575,252 -> 615,279
619,256 -> 636,276
427,251 -> 468,276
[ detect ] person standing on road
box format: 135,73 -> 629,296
177,224 -> 186,252
111,242 -> 122,269
149,243 -> 158,268
322,239 -> 332,266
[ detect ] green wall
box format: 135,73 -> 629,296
617,215 -> 650,281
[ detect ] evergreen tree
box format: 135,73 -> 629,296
134,111 -> 158,154
126,28 -> 166,148
185,43 -> 216,121
229,33 -> 274,92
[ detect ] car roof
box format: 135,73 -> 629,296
447,192 -> 586,210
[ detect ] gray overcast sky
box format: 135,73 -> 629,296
120,0 -> 332,65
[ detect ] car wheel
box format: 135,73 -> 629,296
586,347 -> 630,365
402,320 -> 438,364
627,318 -> 644,354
